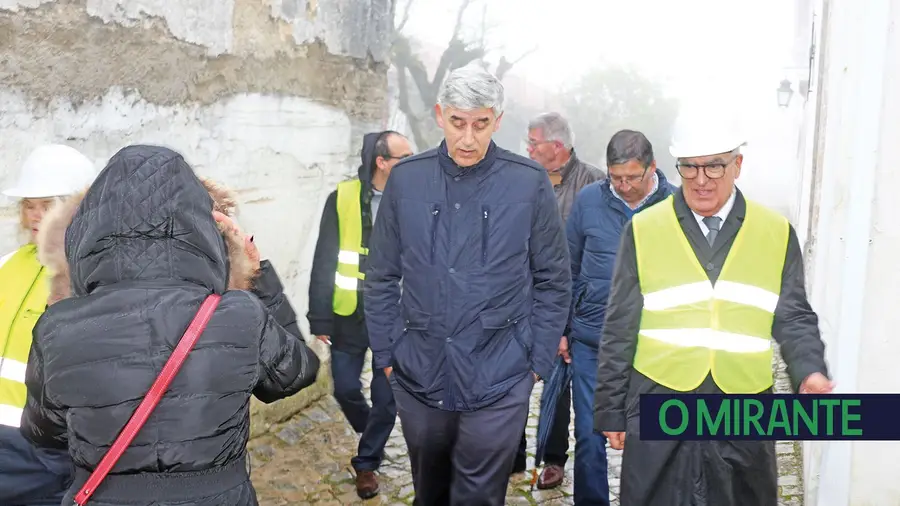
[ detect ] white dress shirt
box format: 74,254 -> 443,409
692,189 -> 737,236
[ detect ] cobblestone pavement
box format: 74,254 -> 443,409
248,351 -> 804,505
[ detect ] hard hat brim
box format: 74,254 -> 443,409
2,187 -> 71,199
669,141 -> 747,159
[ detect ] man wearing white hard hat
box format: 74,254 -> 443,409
592,109 -> 833,505
0,144 -> 95,505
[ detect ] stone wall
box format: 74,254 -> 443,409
0,0 -> 394,436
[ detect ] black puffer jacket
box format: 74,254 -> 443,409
19,145 -> 320,505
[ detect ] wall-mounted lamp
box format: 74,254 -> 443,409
777,79 -> 794,108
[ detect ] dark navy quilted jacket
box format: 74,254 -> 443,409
364,141 -> 571,412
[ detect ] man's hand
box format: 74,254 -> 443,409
604,431 -> 625,450
558,336 -> 571,363
532,371 -> 540,382
384,367 -> 393,379
800,372 -> 835,394
315,335 -> 331,345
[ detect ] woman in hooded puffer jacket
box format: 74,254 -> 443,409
18,144 -> 321,506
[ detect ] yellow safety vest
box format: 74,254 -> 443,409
631,195 -> 789,394
333,180 -> 368,316
0,244 -> 48,428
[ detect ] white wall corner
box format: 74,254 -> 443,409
799,0 -> 892,504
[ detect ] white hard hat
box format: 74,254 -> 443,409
2,144 -> 96,199
669,104 -> 747,159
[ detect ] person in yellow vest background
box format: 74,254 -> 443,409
593,106 -> 834,506
0,144 -> 95,506
307,130 -> 413,499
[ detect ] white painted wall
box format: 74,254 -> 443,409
797,0 -> 900,504
0,89 -> 356,333
0,0 -> 393,342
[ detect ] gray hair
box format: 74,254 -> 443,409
606,130 -> 655,168
437,64 -> 505,116
528,112 -> 574,149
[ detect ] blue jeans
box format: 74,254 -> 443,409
0,425 -> 72,506
571,340 -> 610,506
330,348 -> 397,472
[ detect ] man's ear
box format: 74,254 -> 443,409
434,104 -> 445,128
493,111 -> 504,132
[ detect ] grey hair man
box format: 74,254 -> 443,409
364,63 -> 572,505
595,110 -> 831,505
526,112 -> 606,221
513,112 -> 604,489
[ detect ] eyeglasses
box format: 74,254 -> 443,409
609,168 -> 648,186
525,139 -> 556,148
382,153 -> 413,161
676,155 -> 737,180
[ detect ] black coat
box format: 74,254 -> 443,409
594,188 -> 829,506
306,132 -> 382,353
20,145 -> 320,506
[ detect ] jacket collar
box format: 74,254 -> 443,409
602,169 -> 673,212
674,186 -> 746,223
438,140 -> 498,179
557,149 -> 579,182
674,186 -> 747,256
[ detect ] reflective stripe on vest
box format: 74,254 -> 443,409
631,195 -> 789,394
333,179 -> 368,316
0,244 -> 48,428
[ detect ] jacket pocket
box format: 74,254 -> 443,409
481,205 -> 490,265
395,306 -> 431,351
476,308 -> 531,388
395,306 -> 436,389
429,204 -> 441,264
403,306 -> 431,332
573,287 -> 586,316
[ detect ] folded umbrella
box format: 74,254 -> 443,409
530,354 -> 573,490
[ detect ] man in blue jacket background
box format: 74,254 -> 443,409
364,63 -> 571,505
565,130 -> 675,505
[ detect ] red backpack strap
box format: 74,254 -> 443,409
73,294 -> 222,505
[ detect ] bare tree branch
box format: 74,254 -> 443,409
395,64 -> 431,150
450,0 -> 473,42
395,0 -> 414,34
494,46 -> 537,80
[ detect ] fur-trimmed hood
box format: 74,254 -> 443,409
37,171 -> 256,306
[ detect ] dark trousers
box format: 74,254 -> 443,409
516,381 -> 570,468
330,348 -> 397,472
392,375 -> 533,506
0,425 -> 72,506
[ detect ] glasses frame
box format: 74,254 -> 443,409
676,154 -> 738,180
609,167 -> 649,186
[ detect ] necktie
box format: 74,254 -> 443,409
702,216 -> 722,247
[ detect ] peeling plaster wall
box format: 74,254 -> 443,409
0,0 -> 393,339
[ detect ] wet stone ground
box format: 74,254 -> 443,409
248,350 -> 804,505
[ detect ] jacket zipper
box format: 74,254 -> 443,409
430,204 -> 440,263
481,205 -> 489,265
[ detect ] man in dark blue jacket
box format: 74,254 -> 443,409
566,130 -> 675,505
364,64 -> 571,505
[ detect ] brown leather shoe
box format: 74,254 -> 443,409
356,470 -> 380,499
537,464 -> 565,490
